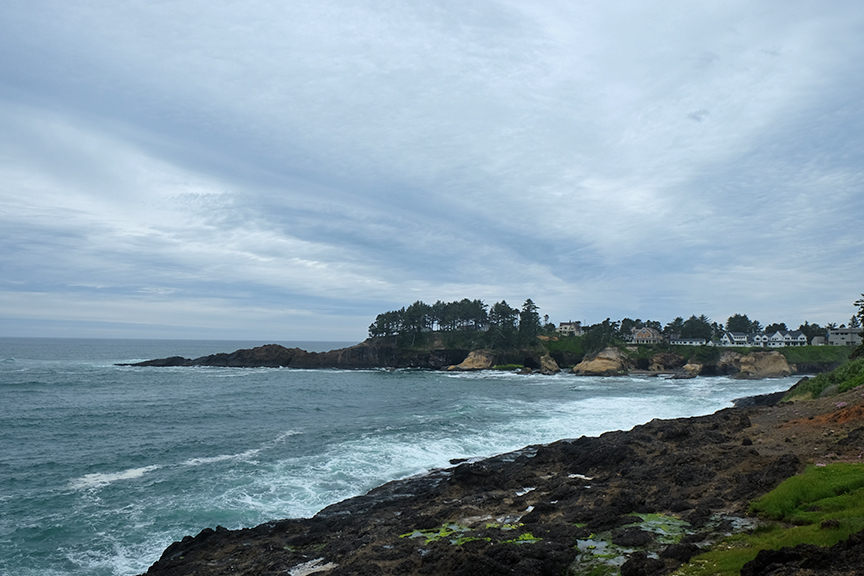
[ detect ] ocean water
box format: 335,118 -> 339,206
0,337 -> 801,576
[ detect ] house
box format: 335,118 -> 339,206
720,330 -> 810,348
670,337 -> 707,346
629,326 -> 663,345
718,332 -> 757,347
765,330 -> 808,347
828,327 -> 863,346
557,321 -> 584,336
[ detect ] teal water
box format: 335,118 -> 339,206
0,338 -> 799,576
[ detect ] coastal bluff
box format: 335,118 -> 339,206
121,341 -> 470,370
138,381 -> 864,576
123,341 -> 807,380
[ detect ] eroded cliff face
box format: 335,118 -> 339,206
572,347 -> 631,376
733,351 -> 792,379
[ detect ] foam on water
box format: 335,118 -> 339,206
69,466 -> 162,491
0,339 -> 800,576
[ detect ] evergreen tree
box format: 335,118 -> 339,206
518,298 -> 541,344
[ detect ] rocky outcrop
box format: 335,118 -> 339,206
124,341 -> 471,370
715,351 -> 744,375
672,363 -> 703,379
649,352 -> 686,372
539,354 -> 560,375
572,347 -> 631,376
733,351 -> 792,379
446,350 -> 494,371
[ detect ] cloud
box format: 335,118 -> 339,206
1,1 -> 863,339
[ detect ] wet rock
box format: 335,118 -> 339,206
620,551 -> 665,576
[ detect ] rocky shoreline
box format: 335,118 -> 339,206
139,380 -> 864,576
122,341 -> 838,380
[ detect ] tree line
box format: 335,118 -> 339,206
368,294 -> 864,350
368,298 -> 547,348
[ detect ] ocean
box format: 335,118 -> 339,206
0,337 -> 800,576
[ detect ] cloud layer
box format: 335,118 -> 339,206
1,1 -> 863,340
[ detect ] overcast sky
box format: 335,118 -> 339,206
1,1 -> 862,341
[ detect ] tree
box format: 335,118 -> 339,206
681,315 -> 713,340
763,323 -> 788,334
727,314 -> 757,333
854,294 -> 864,328
851,316 -> 861,329
518,298 -> 541,344
798,321 -> 825,342
664,317 -> 685,337
489,300 -> 519,348
618,318 -> 643,339
583,318 -> 620,353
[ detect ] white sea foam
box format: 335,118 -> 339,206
69,465 -> 161,490
182,431 -> 298,466
183,449 -> 261,467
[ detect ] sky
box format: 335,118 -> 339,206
1,1 -> 863,342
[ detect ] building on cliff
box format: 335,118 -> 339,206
556,321 -> 584,336
828,327 -> 863,346
627,326 -> 663,344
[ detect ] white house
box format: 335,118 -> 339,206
670,337 -> 707,346
557,321 -> 584,336
719,332 -> 756,347
765,330 -> 808,347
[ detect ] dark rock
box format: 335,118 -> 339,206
612,527 -> 654,547
620,551 -> 665,576
660,543 -> 701,562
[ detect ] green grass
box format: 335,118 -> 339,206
784,357 -> 864,400
674,463 -> 864,576
544,336 -> 586,356
778,346 -> 851,364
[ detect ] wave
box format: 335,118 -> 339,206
69,465 -> 161,490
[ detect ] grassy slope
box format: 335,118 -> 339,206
677,463 -> 864,576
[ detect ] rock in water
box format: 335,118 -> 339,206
572,347 -> 630,376
446,350 -> 493,371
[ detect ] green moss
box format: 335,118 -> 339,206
490,364 -> 524,370
674,463 -> 864,576
501,532 -> 542,544
628,513 -> 691,544
400,522 -> 540,547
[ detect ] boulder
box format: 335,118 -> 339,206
573,347 -> 630,376
540,354 -> 560,375
733,351 -> 791,379
672,363 -> 703,379
446,350 -> 494,371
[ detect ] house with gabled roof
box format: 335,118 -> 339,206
629,326 -> 663,344
719,331 -> 756,347
765,330 -> 807,347
556,321 -> 584,336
